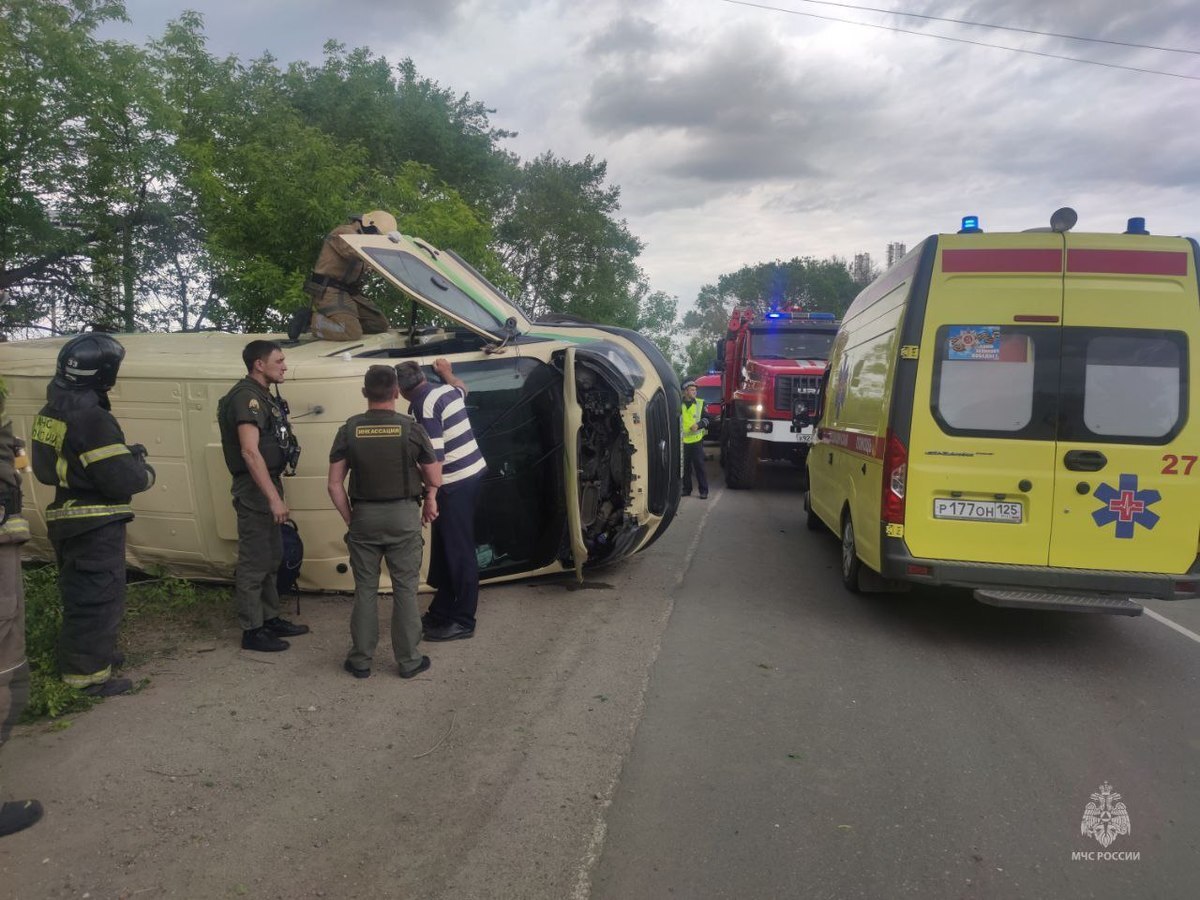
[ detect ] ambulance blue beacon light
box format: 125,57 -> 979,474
958,215 -> 982,234
1125,217 -> 1149,235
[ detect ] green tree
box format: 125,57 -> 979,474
284,47 -> 518,217
0,0 -> 150,332
497,153 -> 643,326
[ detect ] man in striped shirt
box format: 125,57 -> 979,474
396,359 -> 486,641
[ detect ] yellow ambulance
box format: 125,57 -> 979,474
804,210 -> 1200,615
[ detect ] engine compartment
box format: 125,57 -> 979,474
574,361 -> 637,565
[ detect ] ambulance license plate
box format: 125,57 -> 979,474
933,499 -> 1022,523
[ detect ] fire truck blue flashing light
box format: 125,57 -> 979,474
809,312 -> 836,321
766,311 -> 783,319
959,215 -> 982,234
1125,217 -> 1149,235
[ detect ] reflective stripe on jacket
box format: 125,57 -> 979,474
32,384 -> 154,539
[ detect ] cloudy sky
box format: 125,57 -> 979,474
106,0 -> 1200,309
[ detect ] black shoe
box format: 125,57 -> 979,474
80,677 -> 133,698
399,656 -> 431,679
681,491 -> 691,497
0,800 -> 43,838
422,622 -> 474,642
264,617 -> 309,637
286,307 -> 311,341
241,628 -> 290,652
343,659 -> 370,679
699,493 -> 708,500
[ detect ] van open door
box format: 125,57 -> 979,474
562,347 -> 587,581
342,233 -> 531,344
1047,235 -> 1200,576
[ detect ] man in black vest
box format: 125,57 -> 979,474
327,366 -> 441,679
31,333 -> 156,697
218,340 -> 309,652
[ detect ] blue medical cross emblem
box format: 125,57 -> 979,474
1092,474 -> 1161,539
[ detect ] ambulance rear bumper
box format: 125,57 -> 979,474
880,546 -> 1200,602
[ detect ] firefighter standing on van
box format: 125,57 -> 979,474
681,379 -> 709,499
31,334 -> 155,696
217,340 -> 310,652
1,386 -> 42,837
297,211 -> 396,342
327,366 -> 441,679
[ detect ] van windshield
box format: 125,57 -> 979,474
750,329 -> 835,360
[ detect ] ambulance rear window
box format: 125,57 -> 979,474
933,327 -> 1039,433
1080,333 -> 1184,440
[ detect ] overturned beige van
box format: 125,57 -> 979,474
1,233 -> 683,591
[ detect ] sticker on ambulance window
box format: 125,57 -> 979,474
946,326 -> 1001,360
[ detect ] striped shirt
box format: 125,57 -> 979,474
409,382 -> 487,485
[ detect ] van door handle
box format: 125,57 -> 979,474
1063,450 -> 1107,472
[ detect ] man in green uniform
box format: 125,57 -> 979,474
31,334 -> 156,695
218,340 -> 309,652
295,210 -> 396,342
327,366 -> 441,679
1,383 -> 42,837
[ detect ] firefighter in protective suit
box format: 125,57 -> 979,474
31,334 -> 155,696
295,210 -> 396,342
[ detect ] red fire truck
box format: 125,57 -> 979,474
716,308 -> 839,488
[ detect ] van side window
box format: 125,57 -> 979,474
1062,330 -> 1186,443
932,326 -> 1047,435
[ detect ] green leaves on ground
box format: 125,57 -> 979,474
20,563 -> 231,721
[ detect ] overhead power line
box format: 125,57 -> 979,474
734,0 -> 1200,55
720,0 -> 1200,81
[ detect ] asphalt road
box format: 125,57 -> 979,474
591,455 -> 1200,900
4,449 -> 1198,899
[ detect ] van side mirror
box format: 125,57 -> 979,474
714,340 -> 726,371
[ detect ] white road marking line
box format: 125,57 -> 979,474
676,488 -> 723,588
571,488 -> 723,900
1144,608 -> 1200,645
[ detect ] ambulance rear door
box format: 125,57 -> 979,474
1047,235 -> 1200,575
903,234 -> 1064,566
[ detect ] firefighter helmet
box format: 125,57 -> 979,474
54,333 -> 126,391
358,210 -> 398,235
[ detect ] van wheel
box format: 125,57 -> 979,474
805,490 -> 822,531
840,515 -> 862,593
725,428 -> 754,489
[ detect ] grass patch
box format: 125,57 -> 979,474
21,564 -> 234,722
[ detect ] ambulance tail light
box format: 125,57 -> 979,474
882,430 -> 907,525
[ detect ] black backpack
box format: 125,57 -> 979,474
277,519 -> 304,610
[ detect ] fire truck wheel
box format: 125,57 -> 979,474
724,428 -> 754,489
840,514 -> 863,593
